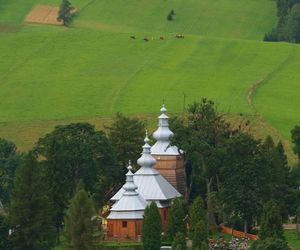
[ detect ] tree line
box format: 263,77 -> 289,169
0,99 -> 300,249
265,0 -> 300,42
0,114 -> 145,249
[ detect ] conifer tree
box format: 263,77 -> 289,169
259,200 -> 285,240
64,183 -> 95,250
167,198 -> 186,240
142,202 -> 161,250
192,220 -> 208,250
189,197 -> 206,237
172,232 -> 186,250
10,153 -> 55,250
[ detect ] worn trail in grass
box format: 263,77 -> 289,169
0,0 -> 299,154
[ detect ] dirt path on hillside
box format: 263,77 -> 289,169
246,47 -> 297,163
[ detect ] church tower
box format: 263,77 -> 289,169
151,105 -> 186,197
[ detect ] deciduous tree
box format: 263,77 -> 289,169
221,133 -> 271,233
107,113 -> 145,178
57,0 -> 74,26
34,123 -> 118,239
170,99 -> 233,224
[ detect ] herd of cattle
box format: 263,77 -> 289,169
130,34 -> 185,42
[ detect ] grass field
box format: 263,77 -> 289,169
285,230 -> 300,250
0,0 -> 299,155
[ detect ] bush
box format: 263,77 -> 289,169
251,238 -> 290,250
167,13 -> 173,21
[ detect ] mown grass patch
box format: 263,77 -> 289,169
285,230 -> 300,250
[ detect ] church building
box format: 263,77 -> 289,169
106,105 -> 186,241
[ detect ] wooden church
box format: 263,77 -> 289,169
107,105 -> 186,241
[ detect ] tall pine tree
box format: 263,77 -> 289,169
64,184 -> 95,250
10,153 -> 55,250
142,202 -> 161,250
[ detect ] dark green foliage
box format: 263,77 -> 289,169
285,164 -> 300,216
172,232 -> 186,250
0,214 -> 11,250
0,138 -> 21,206
188,197 -> 206,237
57,0 -> 74,26
10,153 -> 56,250
107,113 -> 145,177
251,238 -> 290,250
259,200 -> 285,240
264,137 -> 289,220
192,220 -> 208,250
142,202 -> 161,250
221,133 -> 271,233
170,99 -> 233,224
287,4 -> 300,42
292,125 -> 300,158
167,9 -> 175,21
34,123 -> 118,238
296,204 -> 300,223
264,28 -> 278,41
64,185 -> 95,250
167,198 -> 186,240
266,0 -> 300,42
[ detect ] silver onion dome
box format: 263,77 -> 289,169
137,131 -> 156,168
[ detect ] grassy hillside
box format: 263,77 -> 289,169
0,0 -> 299,154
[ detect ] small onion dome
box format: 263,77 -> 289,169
151,104 -> 180,155
123,161 -> 138,196
137,131 -> 156,168
108,160 -> 147,219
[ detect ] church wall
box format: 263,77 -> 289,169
107,219 -> 143,241
153,155 -> 186,196
159,207 -> 170,230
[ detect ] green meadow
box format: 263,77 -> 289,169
0,0 -> 299,154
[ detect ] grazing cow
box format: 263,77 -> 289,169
130,35 -> 136,39
160,36 -> 164,40
175,34 -> 184,39
144,38 -> 149,42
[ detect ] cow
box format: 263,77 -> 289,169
175,34 -> 184,39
